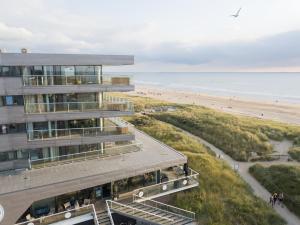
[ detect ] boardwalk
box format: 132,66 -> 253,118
178,128 -> 300,225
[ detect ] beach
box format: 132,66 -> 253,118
130,84 -> 300,125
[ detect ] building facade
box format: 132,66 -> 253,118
0,51 -> 199,225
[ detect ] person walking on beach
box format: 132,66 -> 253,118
269,195 -> 274,207
278,192 -> 284,207
273,192 -> 278,205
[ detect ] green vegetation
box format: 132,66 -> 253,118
289,136 -> 300,161
123,94 -> 300,161
288,147 -> 300,162
249,164 -> 300,217
128,115 -> 286,225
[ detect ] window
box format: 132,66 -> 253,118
0,66 -> 9,76
75,66 -> 95,75
34,66 -> 43,75
61,66 -> 75,76
5,96 -> 13,106
0,96 -> 24,106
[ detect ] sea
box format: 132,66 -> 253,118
124,72 -> 300,104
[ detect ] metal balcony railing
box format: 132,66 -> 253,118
133,196 -> 195,221
133,168 -> 199,200
22,74 -> 132,86
27,125 -> 130,140
24,99 -> 133,114
15,204 -> 99,225
29,142 -> 142,169
106,200 -> 175,224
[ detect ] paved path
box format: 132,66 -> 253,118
178,128 -> 300,225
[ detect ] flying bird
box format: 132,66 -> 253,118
231,7 -> 242,18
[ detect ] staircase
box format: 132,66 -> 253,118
97,210 -> 112,225
128,202 -> 195,225
106,200 -> 196,225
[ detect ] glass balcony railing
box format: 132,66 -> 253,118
27,125 -> 131,140
15,204 -> 99,225
22,74 -> 132,86
29,142 -> 142,169
25,99 -> 133,114
133,168 -> 199,200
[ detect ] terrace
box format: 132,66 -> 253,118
25,97 -> 133,114
22,74 -> 132,86
15,204 -> 98,225
30,142 -> 142,169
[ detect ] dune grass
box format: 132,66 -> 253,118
127,115 -> 286,225
249,164 -> 300,217
123,94 -> 300,161
288,147 -> 300,162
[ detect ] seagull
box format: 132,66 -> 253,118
231,7 -> 242,18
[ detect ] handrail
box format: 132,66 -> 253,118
25,100 -> 131,106
105,200 -> 115,225
127,123 -> 187,159
29,142 -> 142,168
91,204 -> 100,225
133,195 -> 195,220
22,74 -> 132,86
134,168 -> 199,191
133,168 -> 199,200
24,99 -> 133,113
31,142 -> 142,163
27,125 -> 130,140
15,204 -> 97,225
106,200 -> 175,222
28,125 -> 126,133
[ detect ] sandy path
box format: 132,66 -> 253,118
131,85 -> 300,125
176,127 -> 300,225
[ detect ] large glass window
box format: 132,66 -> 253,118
0,66 -> 22,76
61,66 -> 75,76
0,95 -> 24,106
75,66 -> 95,75
34,66 -> 43,75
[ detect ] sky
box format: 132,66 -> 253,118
0,0 -> 300,72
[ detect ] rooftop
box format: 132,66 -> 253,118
0,126 -> 186,195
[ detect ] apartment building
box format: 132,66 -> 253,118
0,50 -> 199,225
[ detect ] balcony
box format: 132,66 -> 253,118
22,74 -> 132,86
15,204 -> 99,225
25,97 -> 133,114
133,168 -> 199,201
27,125 -> 130,141
29,142 -> 142,169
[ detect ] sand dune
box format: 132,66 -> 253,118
130,84 -> 300,125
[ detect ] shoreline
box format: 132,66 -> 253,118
130,84 -> 300,125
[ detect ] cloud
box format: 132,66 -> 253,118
138,30 -> 300,68
0,22 -> 33,41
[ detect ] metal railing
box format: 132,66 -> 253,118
29,142 -> 142,169
106,200 -> 175,224
22,74 -> 132,86
15,204 -> 98,225
133,195 -> 195,220
133,168 -> 199,200
25,99 -> 133,114
27,125 -> 130,140
105,200 -> 115,225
